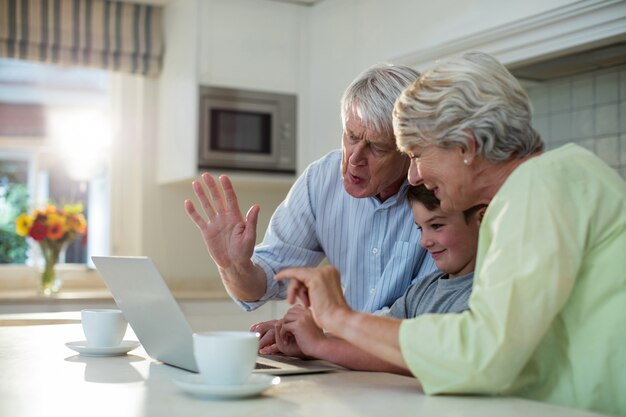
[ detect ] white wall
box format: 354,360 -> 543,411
142,0 -> 303,281
113,73 -> 292,283
303,0 -> 579,162
126,0 -> 594,284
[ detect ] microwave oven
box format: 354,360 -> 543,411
198,86 -> 297,174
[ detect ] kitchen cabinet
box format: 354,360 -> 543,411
157,0 -> 305,184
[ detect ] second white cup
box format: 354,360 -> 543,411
81,309 -> 128,348
193,331 -> 259,385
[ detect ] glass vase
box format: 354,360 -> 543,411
39,241 -> 66,296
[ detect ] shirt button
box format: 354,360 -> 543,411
370,287 -> 376,294
372,247 -> 379,254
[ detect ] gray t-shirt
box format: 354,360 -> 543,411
384,271 -> 473,319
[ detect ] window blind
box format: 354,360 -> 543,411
0,0 -> 163,76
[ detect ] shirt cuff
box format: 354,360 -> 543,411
230,257 -> 286,312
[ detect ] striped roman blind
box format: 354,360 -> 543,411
0,0 -> 163,76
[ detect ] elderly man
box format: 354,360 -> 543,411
184,64 -> 436,321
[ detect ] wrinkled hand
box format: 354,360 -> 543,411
184,173 -> 260,272
250,319 -> 280,355
275,265 -> 350,331
275,304 -> 325,358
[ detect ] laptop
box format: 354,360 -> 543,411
91,255 -> 342,375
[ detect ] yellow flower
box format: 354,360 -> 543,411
67,213 -> 87,234
63,203 -> 84,215
15,213 -> 33,237
47,212 -> 67,227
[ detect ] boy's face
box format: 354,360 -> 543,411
411,202 -> 481,277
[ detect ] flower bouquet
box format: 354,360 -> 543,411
15,204 -> 87,295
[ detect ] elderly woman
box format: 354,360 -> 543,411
275,52 -> 626,416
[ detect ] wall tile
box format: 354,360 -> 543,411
528,87 -> 549,115
549,81 -> 571,112
549,112 -> 571,142
578,138 -> 596,153
524,65 -> 625,179
595,103 -> 619,136
595,135 -> 619,166
533,115 -> 549,140
572,77 -> 594,108
571,108 -> 594,139
549,139 -> 569,151
620,100 -> 626,133
595,71 -> 619,104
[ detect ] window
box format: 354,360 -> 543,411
0,155 -> 29,263
0,58 -> 111,267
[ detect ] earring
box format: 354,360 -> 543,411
463,159 -> 469,165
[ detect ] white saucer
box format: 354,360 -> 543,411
173,374 -> 279,399
65,340 -> 140,357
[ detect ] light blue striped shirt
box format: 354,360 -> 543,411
237,150 -> 438,312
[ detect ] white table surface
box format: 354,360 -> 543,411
0,321 -> 610,417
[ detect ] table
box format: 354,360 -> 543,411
0,321 -> 609,417
0,311 -> 82,326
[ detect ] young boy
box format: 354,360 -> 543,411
258,185 -> 486,374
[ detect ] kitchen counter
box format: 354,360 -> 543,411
0,321 -> 610,417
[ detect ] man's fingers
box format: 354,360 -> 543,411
183,200 -> 206,230
251,320 -> 279,348
245,205 -> 261,240
192,178 -> 217,220
249,321 -> 264,333
202,173 -> 227,214
220,175 -> 243,214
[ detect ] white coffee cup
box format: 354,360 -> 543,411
193,331 -> 259,385
81,309 -> 128,348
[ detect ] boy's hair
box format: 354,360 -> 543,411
407,185 -> 486,223
407,184 -> 440,211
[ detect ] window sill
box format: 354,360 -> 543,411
0,265 -> 231,304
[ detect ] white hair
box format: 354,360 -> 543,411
342,63 -> 420,138
393,52 -> 544,162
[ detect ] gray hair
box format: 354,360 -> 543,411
341,64 -> 420,138
393,52 -> 544,162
